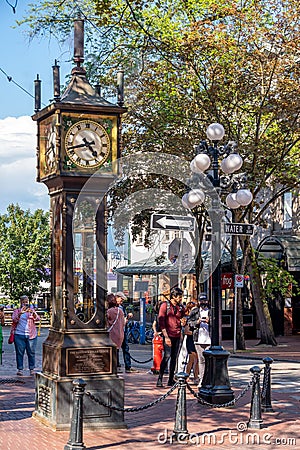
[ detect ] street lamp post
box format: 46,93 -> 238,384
182,123 -> 252,404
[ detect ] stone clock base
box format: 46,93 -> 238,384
33,372 -> 126,431
32,329 -> 126,430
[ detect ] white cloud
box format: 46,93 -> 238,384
0,116 -> 48,213
0,116 -> 36,163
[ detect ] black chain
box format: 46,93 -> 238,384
0,378 -> 25,384
186,379 -> 253,408
85,382 -> 179,413
130,356 -> 153,364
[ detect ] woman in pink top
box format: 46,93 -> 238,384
106,294 -> 125,368
107,294 -> 125,348
12,295 -> 40,376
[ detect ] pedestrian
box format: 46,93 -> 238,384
194,294 -> 211,386
106,293 -> 125,368
183,301 -> 200,384
115,291 -> 138,373
156,287 -> 185,387
152,296 -> 168,336
0,306 -> 4,327
0,305 -> 5,365
12,295 -> 40,376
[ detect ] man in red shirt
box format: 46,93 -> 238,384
156,287 -> 185,387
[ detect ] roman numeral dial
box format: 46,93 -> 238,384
65,120 -> 110,168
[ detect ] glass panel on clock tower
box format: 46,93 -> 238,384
51,197 -> 64,329
73,199 -> 97,323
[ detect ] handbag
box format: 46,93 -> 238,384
8,321 -> 17,344
8,329 -> 15,344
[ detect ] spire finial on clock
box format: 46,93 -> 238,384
53,59 -> 61,100
72,18 -> 86,75
34,74 -> 41,112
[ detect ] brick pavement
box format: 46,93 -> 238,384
0,328 -> 299,450
223,335 -> 300,363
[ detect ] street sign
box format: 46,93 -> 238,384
151,214 -> 195,231
235,274 -> 244,287
224,223 -> 254,236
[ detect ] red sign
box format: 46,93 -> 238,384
221,273 -> 234,289
235,274 -> 244,287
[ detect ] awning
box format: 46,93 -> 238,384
114,255 -> 193,276
257,235 -> 300,271
115,249 -> 243,276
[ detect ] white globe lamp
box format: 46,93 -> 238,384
236,189 -> 253,206
206,123 -> 225,141
190,159 -> 202,174
220,153 -> 243,174
191,153 -> 211,172
187,189 -> 205,207
182,193 -> 192,209
226,193 -> 240,209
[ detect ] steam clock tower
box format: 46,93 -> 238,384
32,20 -> 127,430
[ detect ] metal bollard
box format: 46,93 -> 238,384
173,372 -> 189,441
262,356 -> 274,412
64,378 -> 86,450
248,366 -> 263,430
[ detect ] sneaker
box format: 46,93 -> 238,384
125,368 -> 139,373
156,379 -> 163,387
117,367 -> 123,373
167,380 -> 175,387
16,370 -> 23,376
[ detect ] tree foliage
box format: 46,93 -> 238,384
0,204 -> 50,303
258,256 -> 299,300
18,0 -> 300,215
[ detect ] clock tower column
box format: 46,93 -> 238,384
32,19 -> 127,430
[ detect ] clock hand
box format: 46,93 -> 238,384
82,137 -> 95,146
68,138 -> 98,156
88,146 -> 98,157
67,143 -> 88,150
82,138 -> 98,157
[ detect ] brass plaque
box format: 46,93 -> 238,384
66,347 -> 112,376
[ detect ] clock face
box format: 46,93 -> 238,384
65,120 -> 110,168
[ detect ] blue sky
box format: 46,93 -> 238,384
0,1 -> 72,119
0,1 -> 72,213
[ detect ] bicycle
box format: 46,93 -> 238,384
126,320 -> 140,344
126,320 -> 154,344
145,325 -> 154,343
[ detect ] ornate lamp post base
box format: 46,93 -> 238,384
198,346 -> 234,405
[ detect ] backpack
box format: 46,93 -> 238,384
154,300 -> 171,333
